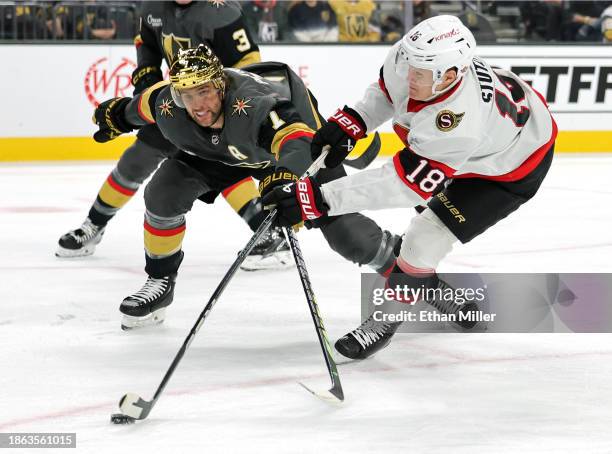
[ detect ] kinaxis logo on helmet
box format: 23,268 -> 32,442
436,110 -> 465,132
434,28 -> 459,41
84,57 -> 136,107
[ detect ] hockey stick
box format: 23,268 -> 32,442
283,227 -> 344,403
111,151 -> 330,424
343,131 -> 381,170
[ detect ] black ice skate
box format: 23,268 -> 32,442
120,274 -> 176,330
240,226 -> 293,271
56,217 -> 105,257
335,312 -> 403,360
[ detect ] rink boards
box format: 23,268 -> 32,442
0,44 -> 611,160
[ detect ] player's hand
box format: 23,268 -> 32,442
131,65 -> 163,95
258,168 -> 299,198
311,106 -> 367,168
262,177 -> 328,228
92,97 -> 134,143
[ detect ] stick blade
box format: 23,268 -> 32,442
118,392 -> 153,420
344,132 -> 381,170
299,382 -> 344,403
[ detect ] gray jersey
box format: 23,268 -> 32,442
126,66 -> 318,176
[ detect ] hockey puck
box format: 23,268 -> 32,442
110,413 -> 136,425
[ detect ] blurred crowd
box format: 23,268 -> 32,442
1,0 -> 611,43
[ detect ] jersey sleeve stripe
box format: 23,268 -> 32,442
138,80 -> 170,124
133,34 -> 143,49
271,123 -> 314,159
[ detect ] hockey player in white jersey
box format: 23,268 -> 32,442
263,15 -> 557,359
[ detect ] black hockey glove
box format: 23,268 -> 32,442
262,177 -> 328,228
93,97 -> 134,143
258,168 -> 299,198
131,65 -> 163,95
311,106 -> 367,168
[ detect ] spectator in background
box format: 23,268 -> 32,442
413,0 -> 437,24
522,0 -> 610,41
377,0 -> 437,43
243,0 -> 293,42
562,0 -> 609,41
288,1 -> 338,42
602,4 -> 612,42
0,3 -> 46,39
48,1 -> 117,40
377,0 -> 403,42
329,0 -> 380,42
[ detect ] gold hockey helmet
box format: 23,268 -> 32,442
169,44 -> 225,107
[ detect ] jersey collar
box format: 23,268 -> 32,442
407,78 -> 463,113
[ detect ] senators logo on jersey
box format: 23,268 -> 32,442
436,110 -> 465,132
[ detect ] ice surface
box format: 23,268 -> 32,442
1,155 -> 611,453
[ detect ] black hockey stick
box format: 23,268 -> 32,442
283,227 -> 344,403
343,131 -> 381,170
111,152 -> 330,424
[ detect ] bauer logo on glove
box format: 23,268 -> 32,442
262,177 -> 329,227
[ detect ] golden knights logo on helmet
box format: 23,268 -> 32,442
169,44 -> 225,107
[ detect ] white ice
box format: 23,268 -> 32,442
1,155 -> 612,453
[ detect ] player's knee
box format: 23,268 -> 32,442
116,140 -> 164,184
399,209 -> 458,270
320,214 -> 384,266
144,180 -> 190,218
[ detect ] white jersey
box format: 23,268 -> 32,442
321,44 -> 557,216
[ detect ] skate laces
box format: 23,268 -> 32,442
129,277 -> 169,305
350,316 -> 393,349
72,219 -> 100,244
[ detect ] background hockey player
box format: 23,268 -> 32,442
91,45 -> 399,330
56,1 -> 285,271
264,15 -> 558,360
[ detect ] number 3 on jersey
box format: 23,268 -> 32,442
494,74 -> 530,127
233,29 -> 251,52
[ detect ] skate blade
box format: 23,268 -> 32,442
55,244 -> 97,258
121,308 -> 166,331
240,251 -> 294,271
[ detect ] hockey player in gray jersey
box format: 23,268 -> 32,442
56,1 -> 283,271
264,15 -> 557,359
91,45 -> 399,330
